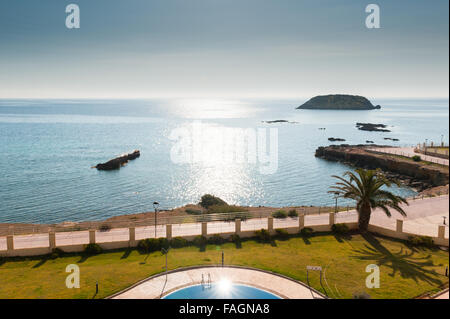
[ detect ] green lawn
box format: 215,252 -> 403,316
0,233 -> 448,299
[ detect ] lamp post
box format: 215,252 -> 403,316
153,201 -> 159,238
334,192 -> 339,214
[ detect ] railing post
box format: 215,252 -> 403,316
438,225 -> 445,239
235,219 -> 241,234
201,222 -> 207,236
166,224 -> 172,240
268,217 -> 274,233
129,226 -> 136,246
396,220 -> 403,233
298,213 -> 305,229
89,229 -> 96,244
329,212 -> 335,226
49,229 -> 56,250
6,235 -> 14,252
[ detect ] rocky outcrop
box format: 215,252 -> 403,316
95,150 -> 140,170
315,145 -> 449,191
297,94 -> 381,110
328,137 -> 346,142
356,123 -> 390,132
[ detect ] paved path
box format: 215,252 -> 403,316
111,266 -> 324,299
370,147 -> 449,166
1,195 -> 448,251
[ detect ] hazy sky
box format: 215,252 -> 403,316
0,0 -> 448,99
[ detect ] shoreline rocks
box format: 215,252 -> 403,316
315,145 -> 449,192
356,123 -> 391,132
94,150 -> 141,171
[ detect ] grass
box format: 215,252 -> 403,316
0,233 -> 448,299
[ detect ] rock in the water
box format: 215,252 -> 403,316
356,123 -> 391,132
95,150 -> 140,170
297,94 -> 381,110
328,137 -> 346,142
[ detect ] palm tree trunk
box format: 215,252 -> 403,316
358,202 -> 372,232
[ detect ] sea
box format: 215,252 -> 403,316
0,98 -> 448,223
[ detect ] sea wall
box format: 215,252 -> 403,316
315,145 -> 449,190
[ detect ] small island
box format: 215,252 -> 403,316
296,94 -> 381,110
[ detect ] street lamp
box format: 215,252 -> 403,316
153,201 -> 159,237
334,192 -> 340,214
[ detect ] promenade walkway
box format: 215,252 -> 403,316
0,195 -> 448,252
369,147 -> 449,166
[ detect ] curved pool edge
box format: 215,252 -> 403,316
107,265 -> 327,300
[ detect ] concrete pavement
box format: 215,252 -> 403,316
370,147 -> 449,166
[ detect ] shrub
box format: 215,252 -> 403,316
300,227 -> 314,237
49,248 -> 65,259
159,238 -> 170,250
272,210 -> 287,219
230,234 -> 241,244
83,243 -> 102,255
288,209 -> 298,217
170,237 -> 189,248
185,208 -> 202,215
412,155 -> 421,162
332,223 -> 349,235
407,235 -> 435,248
255,229 -> 271,243
193,235 -> 208,248
99,224 -> 111,232
275,229 -> 289,240
208,234 -> 225,245
137,238 -> 161,253
199,194 -> 227,208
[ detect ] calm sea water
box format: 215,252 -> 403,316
0,98 -> 448,223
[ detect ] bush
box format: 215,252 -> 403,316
159,238 -> 170,250
255,229 -> 271,243
407,235 -> 434,248
49,248 -> 65,259
300,227 -> 314,237
275,229 -> 289,240
170,237 -> 189,248
208,234 -> 225,245
83,243 -> 102,255
230,234 -> 241,244
193,235 -> 208,248
185,208 -> 202,215
412,155 -> 422,162
272,210 -> 287,219
332,223 -> 350,235
137,238 -> 162,253
99,224 -> 111,232
288,209 -> 298,217
199,194 -> 227,208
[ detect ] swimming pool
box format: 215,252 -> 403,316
163,280 -> 281,299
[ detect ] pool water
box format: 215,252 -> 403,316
163,282 -> 281,299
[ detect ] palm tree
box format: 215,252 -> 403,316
329,169 -> 408,232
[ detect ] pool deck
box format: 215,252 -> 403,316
110,266 -> 325,299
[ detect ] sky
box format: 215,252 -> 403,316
0,0 -> 448,99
